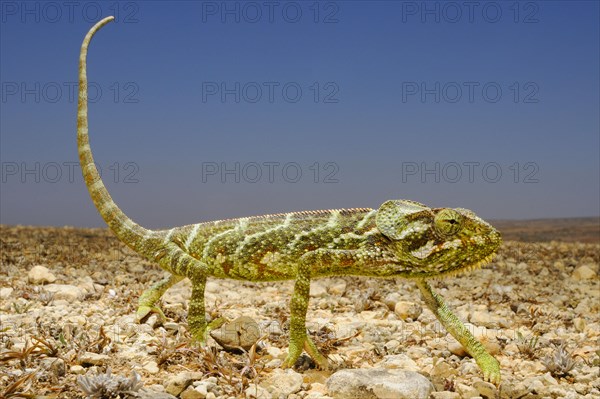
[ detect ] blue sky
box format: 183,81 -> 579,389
1,1 -> 599,227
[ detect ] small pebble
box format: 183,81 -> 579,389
572,265 -> 596,280
28,265 -> 56,284
394,301 -> 422,320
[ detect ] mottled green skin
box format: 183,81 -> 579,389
162,205 -> 498,281
78,17 -> 503,385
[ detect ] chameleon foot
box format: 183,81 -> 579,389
137,275 -> 184,322
188,317 -> 226,344
477,353 -> 501,385
136,304 -> 166,323
282,353 -> 301,368
282,334 -> 329,369
282,348 -> 301,368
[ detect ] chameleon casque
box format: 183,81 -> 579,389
78,17 -> 503,384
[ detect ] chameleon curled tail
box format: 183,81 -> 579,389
77,16 -> 150,253
78,17 -> 204,281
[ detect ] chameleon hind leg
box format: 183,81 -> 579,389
186,275 -> 226,344
137,274 -> 184,322
282,261 -> 329,369
416,280 -> 501,385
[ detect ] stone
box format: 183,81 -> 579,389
165,372 -> 203,396
28,265 -> 56,284
431,392 -> 460,399
310,282 -> 328,298
527,379 -> 546,395
455,382 -> 480,398
192,382 -> 209,397
326,368 -> 434,399
329,280 -> 347,295
307,382 -> 328,396
518,360 -> 545,375
260,369 -> 303,397
499,381 -> 528,399
144,314 -> 161,329
574,370 -> 596,384
383,339 -> 401,353
79,352 -> 110,366
380,354 -> 420,371
209,316 -> 261,351
0,287 -> 14,299
470,310 -> 505,329
142,360 -> 159,374
245,383 -> 271,399
40,357 -> 65,377
70,365 -> 85,374
137,389 -> 177,399
473,380 -> 497,399
394,301 -> 422,320
548,385 -> 568,397
431,361 -> 458,379
181,386 -> 206,399
573,317 -> 586,332
573,265 -> 596,280
42,284 -> 83,302
448,342 -> 467,356
540,372 -> 558,385
77,276 -> 96,293
205,281 -> 220,292
164,322 -> 180,331
383,292 -> 402,310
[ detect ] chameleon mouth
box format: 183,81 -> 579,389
427,252 -> 497,280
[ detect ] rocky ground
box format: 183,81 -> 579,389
0,225 -> 598,399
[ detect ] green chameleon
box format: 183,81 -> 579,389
78,17 -> 503,384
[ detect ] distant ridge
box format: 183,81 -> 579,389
491,217 -> 600,243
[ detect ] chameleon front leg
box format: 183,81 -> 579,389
137,274 -> 184,321
282,261 -> 329,369
416,280 -> 501,385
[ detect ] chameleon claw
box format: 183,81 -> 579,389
187,317 -> 226,345
485,369 -> 501,386
304,335 -> 330,370
136,305 -> 166,323
281,352 -> 329,370
281,355 -> 294,369
207,317 -> 226,331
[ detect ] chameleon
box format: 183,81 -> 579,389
77,16 -> 503,384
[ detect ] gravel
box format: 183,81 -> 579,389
1,225 -> 598,398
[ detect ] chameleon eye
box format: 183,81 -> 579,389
434,209 -> 463,237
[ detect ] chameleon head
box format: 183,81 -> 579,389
375,200 -> 502,278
